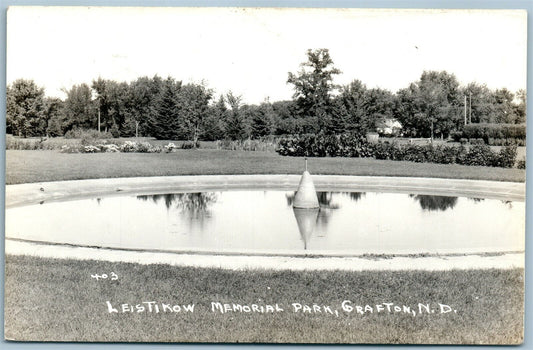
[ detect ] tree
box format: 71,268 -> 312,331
287,49 -> 341,133
250,101 -> 275,138
336,80 -> 367,133
202,95 -> 227,141
6,79 -> 46,137
514,89 -> 526,124
491,88 -> 517,123
122,76 -> 161,137
271,100 -> 301,135
362,87 -> 396,132
62,83 -> 96,132
91,78 -> 130,136
224,91 -> 247,140
152,77 -> 182,140
129,75 -> 165,137
176,83 -> 212,144
396,85 -> 426,137
91,78 -> 111,132
43,97 -> 64,136
396,71 -> 462,139
462,83 -> 495,124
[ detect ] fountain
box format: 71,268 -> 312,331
292,158 -> 319,209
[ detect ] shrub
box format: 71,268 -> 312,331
164,143 -> 177,153
64,128 -> 113,140
135,142 -> 151,153
6,135 -> 40,150
276,134 -> 514,168
148,145 -> 162,153
120,141 -> 138,153
337,134 -> 374,157
276,133 -> 373,158
450,131 -> 463,142
461,123 -> 526,144
83,145 -> 101,153
493,145 -> 518,168
5,135 -> 76,150
517,158 -> 526,169
217,138 -> 278,152
102,144 -> 120,153
458,144 -> 495,166
426,144 -> 461,164
181,141 -> 199,149
109,124 -> 120,138
60,144 -> 83,153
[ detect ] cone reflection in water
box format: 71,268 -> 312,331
293,171 -> 319,209
293,208 -> 319,250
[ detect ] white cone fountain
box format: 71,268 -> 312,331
293,158 -> 319,209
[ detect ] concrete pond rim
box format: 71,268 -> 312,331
5,175 -> 525,271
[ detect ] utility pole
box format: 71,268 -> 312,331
97,95 -> 101,133
430,118 -> 434,144
469,92 -> 472,124
464,95 -> 467,125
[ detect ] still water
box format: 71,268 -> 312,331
6,191 -> 524,256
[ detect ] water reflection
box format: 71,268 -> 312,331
287,192 -> 366,248
316,192 -> 340,209
286,191 -> 366,208
293,208 -> 319,250
501,200 -> 513,209
344,192 -> 366,202
409,195 -> 458,212
468,198 -> 485,203
137,192 -> 218,220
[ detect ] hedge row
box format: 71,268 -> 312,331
457,137 -> 526,146
374,142 -> 516,167
276,134 -> 374,158
276,134 -> 518,168
457,123 -> 526,143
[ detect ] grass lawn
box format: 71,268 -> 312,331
5,149 -> 526,184
4,255 -> 524,344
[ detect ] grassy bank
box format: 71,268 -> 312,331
6,149 -> 526,184
4,255 -> 523,343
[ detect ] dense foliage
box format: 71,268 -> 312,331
455,123 -> 526,145
6,49 -> 526,144
276,134 -> 517,168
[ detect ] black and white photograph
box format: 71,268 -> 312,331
3,6 -> 527,344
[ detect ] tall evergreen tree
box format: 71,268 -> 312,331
250,102 -> 275,138
224,91 -> 247,140
152,78 -> 182,139
202,95 -> 227,141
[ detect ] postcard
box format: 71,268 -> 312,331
4,7 -> 527,344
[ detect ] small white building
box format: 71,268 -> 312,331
376,118 -> 403,136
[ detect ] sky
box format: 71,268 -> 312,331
6,7 -> 527,104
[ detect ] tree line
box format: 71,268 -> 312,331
6,49 -> 526,140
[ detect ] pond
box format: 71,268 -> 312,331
6,190 -> 524,257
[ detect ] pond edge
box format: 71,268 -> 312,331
5,175 -> 526,208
